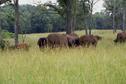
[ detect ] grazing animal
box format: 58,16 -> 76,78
47,34 -> 68,48
16,43 -> 29,50
114,32 -> 126,43
66,34 -> 80,47
79,35 -> 99,47
37,37 -> 47,48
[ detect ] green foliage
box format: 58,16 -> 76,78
104,0 -> 126,30
0,4 -> 66,33
1,30 -> 14,38
0,2 -> 115,34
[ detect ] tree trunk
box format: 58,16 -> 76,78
72,11 -> 76,32
66,0 -> 75,34
112,0 -> 116,33
72,0 -> 77,32
82,1 -> 88,35
89,3 -> 93,35
84,19 -> 88,35
0,6 -> 2,41
89,15 -> 92,35
122,9 -> 126,32
14,0 -> 19,46
89,11 -> 93,35
112,12 -> 116,33
0,17 -> 2,41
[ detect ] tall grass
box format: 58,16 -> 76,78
0,30 -> 126,84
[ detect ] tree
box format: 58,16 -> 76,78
45,0 -> 77,34
81,0 -> 89,35
121,0 -> 126,31
104,0 -> 126,32
13,0 -> 19,46
87,0 -> 100,35
0,0 -> 11,41
80,0 -> 100,35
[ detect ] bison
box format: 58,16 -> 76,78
37,37 -> 47,48
16,43 -> 30,50
66,34 -> 80,47
47,34 -> 68,48
114,32 -> 126,43
79,35 -> 100,47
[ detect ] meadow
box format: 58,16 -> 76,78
0,30 -> 126,84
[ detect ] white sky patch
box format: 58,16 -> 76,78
93,0 -> 105,13
19,0 -> 104,13
19,0 -> 56,5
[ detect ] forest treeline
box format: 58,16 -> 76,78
0,4 -> 112,34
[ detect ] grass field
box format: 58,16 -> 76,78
0,30 -> 126,84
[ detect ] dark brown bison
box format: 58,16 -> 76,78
37,37 -> 47,48
47,34 -> 68,48
66,34 -> 80,47
114,32 -> 126,43
79,35 -> 99,47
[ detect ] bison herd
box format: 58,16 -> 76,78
0,32 -> 126,51
37,33 -> 102,48
37,32 -> 126,49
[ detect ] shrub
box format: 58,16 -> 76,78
1,30 -> 14,39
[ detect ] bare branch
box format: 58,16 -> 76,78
93,0 -> 100,5
44,3 -> 64,16
0,0 -> 11,5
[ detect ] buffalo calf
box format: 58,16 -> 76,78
16,43 -> 29,50
37,37 -> 47,48
66,34 -> 80,47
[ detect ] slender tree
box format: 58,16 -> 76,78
13,0 -> 19,46
112,0 -> 116,33
121,0 -> 126,31
104,0 -> 126,32
0,6 -> 2,41
89,0 -> 100,35
81,0 -> 89,35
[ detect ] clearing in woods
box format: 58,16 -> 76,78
0,30 -> 126,84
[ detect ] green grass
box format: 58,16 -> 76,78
0,30 -> 126,84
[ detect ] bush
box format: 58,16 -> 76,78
1,30 -> 14,38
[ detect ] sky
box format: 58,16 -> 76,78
19,0 -> 104,13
